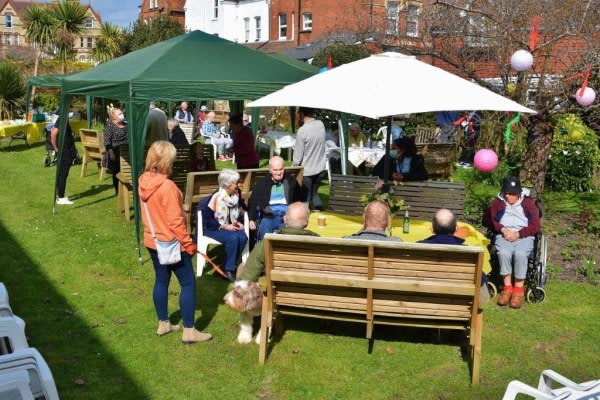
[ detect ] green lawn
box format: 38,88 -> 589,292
0,141 -> 599,399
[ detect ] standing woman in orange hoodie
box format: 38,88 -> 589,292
138,141 -> 212,344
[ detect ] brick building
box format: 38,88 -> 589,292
139,0 -> 185,26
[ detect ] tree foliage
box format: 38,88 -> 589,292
408,0 -> 600,198
312,43 -> 370,69
122,16 -> 185,53
0,61 -> 26,119
93,22 -> 124,64
51,0 -> 88,74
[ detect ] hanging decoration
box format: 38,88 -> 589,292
575,66 -> 596,106
474,149 -> 498,173
504,113 -> 521,144
510,16 -> 539,72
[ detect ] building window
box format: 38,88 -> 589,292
213,0 -> 218,19
80,37 -> 84,48
85,18 -> 93,28
406,5 -> 419,37
386,2 -> 399,35
278,13 -> 287,40
150,0 -> 159,9
244,17 -> 250,42
302,13 -> 312,31
5,35 -> 11,45
5,14 -> 13,29
255,17 -> 261,41
87,37 -> 93,48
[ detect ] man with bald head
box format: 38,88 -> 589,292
237,202 -> 319,282
344,201 -> 402,241
248,156 -> 303,241
418,208 -> 463,245
419,208 -> 490,305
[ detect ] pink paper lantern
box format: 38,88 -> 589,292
474,149 -> 498,173
511,50 -> 533,71
575,87 -> 596,107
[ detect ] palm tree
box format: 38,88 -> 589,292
51,0 -> 88,74
22,3 -> 55,104
92,22 -> 123,64
0,61 -> 26,120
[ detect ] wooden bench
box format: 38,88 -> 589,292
79,129 -> 106,180
259,234 -> 484,386
183,166 -> 304,231
117,144 -> 193,221
328,174 -> 465,220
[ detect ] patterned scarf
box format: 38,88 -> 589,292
209,188 -> 240,225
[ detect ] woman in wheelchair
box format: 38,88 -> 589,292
483,176 -> 541,309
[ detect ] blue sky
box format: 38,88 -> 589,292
88,0 -> 141,28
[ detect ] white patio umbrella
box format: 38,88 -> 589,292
248,52 -> 536,181
249,52 -> 536,117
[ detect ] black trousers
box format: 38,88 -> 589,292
57,149 -> 74,198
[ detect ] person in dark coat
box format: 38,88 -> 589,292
167,119 -> 190,145
247,156 -> 303,241
371,136 -> 428,182
419,208 -> 490,307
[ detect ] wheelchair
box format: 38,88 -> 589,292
485,200 -> 548,304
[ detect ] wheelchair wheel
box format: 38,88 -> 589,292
486,281 -> 497,299
537,234 -> 548,287
526,286 -> 546,303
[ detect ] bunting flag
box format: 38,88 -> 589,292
529,16 -> 540,51
505,113 -> 521,144
327,55 -> 333,69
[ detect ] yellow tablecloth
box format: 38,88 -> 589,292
0,123 -> 34,143
307,212 -> 491,273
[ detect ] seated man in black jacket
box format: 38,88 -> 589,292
371,136 -> 428,182
248,156 -> 303,241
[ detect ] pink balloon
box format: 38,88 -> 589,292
474,149 -> 498,173
575,87 -> 596,107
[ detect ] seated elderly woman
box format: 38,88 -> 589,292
371,136 -> 428,182
482,176 -> 540,309
198,169 -> 248,283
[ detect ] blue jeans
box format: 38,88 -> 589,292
257,214 -> 285,241
203,229 -> 247,271
148,248 -> 196,328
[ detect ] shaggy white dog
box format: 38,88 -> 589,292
223,280 -> 265,344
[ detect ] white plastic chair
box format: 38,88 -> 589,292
0,348 -> 59,400
502,369 -> 600,400
0,316 -> 28,355
196,209 -> 250,277
0,283 -> 9,309
0,370 -> 35,400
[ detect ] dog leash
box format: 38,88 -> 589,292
197,250 -> 227,278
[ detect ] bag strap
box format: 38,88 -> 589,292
142,202 -> 157,240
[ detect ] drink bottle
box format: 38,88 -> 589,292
402,209 -> 410,234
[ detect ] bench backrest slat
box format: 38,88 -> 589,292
328,174 -> 465,220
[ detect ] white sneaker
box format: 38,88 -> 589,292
56,197 -> 74,205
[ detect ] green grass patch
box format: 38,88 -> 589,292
0,142 -> 599,399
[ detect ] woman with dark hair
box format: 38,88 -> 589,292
371,136 -> 428,182
139,141 -> 212,344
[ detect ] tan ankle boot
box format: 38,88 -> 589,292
182,328 -> 213,344
157,321 -> 180,336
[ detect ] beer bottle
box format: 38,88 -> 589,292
402,209 -> 410,234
